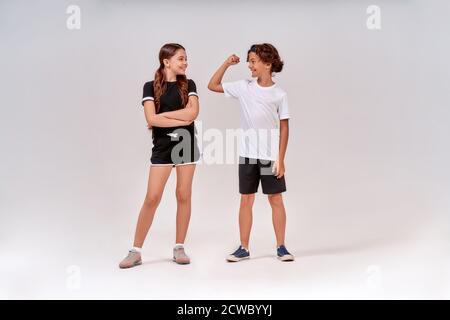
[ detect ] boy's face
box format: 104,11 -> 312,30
247,52 -> 271,78
164,49 -> 188,76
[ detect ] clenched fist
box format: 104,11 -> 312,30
225,54 -> 240,66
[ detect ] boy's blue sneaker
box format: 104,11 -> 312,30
226,245 -> 250,262
277,245 -> 295,262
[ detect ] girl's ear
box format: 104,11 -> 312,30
163,58 -> 170,68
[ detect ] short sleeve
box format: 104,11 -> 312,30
222,80 -> 246,99
278,94 -> 290,120
188,79 -> 198,98
141,81 -> 154,106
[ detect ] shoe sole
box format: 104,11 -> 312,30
226,256 -> 250,262
119,260 -> 142,269
278,255 -> 295,262
173,258 -> 190,265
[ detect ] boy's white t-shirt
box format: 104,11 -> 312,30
222,79 -> 290,161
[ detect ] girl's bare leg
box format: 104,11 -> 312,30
133,165 -> 173,248
174,164 -> 196,244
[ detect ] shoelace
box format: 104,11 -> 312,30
278,246 -> 289,255
234,247 -> 248,256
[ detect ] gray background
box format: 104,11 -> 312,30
1,0 -> 449,299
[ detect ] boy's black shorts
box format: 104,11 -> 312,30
238,157 -> 287,195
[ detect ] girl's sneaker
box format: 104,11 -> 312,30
119,250 -> 142,269
277,245 -> 295,262
226,245 -> 250,262
173,245 -> 191,264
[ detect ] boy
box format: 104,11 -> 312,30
208,43 -> 294,262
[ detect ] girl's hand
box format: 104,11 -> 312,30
225,54 -> 240,66
272,159 -> 285,179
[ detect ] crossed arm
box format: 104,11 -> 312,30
143,95 -> 199,128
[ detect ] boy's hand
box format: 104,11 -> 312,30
272,159 -> 285,179
225,54 -> 240,66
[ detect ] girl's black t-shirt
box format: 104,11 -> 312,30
141,79 -> 198,138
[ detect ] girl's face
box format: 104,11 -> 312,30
248,52 -> 271,78
163,49 -> 188,76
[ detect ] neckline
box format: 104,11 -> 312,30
254,79 -> 276,89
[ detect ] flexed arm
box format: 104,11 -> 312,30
207,54 -> 240,93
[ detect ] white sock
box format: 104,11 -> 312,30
131,247 -> 142,253
241,245 -> 249,252
174,243 -> 184,248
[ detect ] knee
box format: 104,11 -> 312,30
268,194 -> 283,207
176,188 -> 191,203
144,193 -> 162,207
240,194 -> 255,207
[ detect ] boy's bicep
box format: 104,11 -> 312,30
213,83 -> 224,93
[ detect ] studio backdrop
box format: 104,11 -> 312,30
0,0 -> 449,299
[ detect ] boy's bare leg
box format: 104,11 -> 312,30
239,193 -> 255,249
268,193 -> 286,247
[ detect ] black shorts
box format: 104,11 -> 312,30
239,157 -> 287,195
151,132 -> 200,166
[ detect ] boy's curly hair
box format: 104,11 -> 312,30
247,43 -> 284,73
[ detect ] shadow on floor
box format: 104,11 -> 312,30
292,239 -> 397,258
141,258 -> 173,266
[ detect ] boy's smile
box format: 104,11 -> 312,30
248,52 -> 270,78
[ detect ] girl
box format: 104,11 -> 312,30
119,43 -> 200,268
